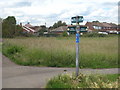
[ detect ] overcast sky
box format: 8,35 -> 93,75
0,0 -> 119,26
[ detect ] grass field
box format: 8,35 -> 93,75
46,73 -> 120,88
2,36 -> 118,68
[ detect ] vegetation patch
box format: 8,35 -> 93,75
46,74 -> 120,88
2,36 -> 118,68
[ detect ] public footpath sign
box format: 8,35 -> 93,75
76,33 -> 80,77
76,33 -> 80,43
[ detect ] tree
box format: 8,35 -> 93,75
38,25 -> 47,36
0,18 -> 2,38
52,20 -> 67,29
53,22 -> 57,28
92,20 -> 99,23
2,16 -> 24,37
15,25 -> 23,36
2,16 -> 16,38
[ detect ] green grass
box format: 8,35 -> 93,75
46,74 -> 120,88
2,36 -> 118,68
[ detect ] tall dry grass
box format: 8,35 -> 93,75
46,73 -> 120,88
2,36 -> 118,68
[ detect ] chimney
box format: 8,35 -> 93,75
20,23 -> 22,26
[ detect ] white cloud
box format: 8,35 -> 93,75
0,0 -> 119,26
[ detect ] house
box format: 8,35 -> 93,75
50,25 -> 87,35
50,26 -> 67,34
85,22 -> 119,34
20,22 -> 44,35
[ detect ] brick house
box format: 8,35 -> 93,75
50,26 -> 68,34
85,22 -> 119,34
20,22 -> 44,35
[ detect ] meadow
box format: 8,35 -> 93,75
2,36 -> 118,68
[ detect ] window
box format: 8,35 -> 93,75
93,25 -> 99,29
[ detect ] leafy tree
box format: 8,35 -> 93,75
53,23 -> 57,28
2,16 -> 24,38
38,25 -> 47,36
52,20 -> 67,29
62,22 -> 67,26
92,20 -> 99,23
15,25 -> 23,36
0,18 -> 2,37
2,16 -> 16,38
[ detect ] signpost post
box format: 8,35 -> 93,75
76,29 -> 80,77
71,16 -> 83,77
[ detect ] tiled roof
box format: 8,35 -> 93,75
101,22 -> 112,27
108,23 -> 117,27
86,22 -> 117,27
25,23 -> 33,27
51,26 -> 67,31
67,25 -> 86,27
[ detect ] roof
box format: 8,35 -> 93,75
51,26 -> 67,32
30,26 -> 41,31
67,25 -> 87,27
86,22 -> 117,27
85,22 -> 94,30
101,22 -> 112,27
22,26 -> 36,33
108,23 -> 117,27
25,23 -> 33,27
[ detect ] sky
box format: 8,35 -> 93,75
0,0 -> 119,27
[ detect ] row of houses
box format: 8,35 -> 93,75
50,21 -> 119,35
20,21 -> 119,35
85,22 -> 119,34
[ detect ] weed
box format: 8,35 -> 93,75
46,74 -> 120,88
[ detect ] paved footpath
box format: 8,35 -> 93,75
2,55 -> 119,88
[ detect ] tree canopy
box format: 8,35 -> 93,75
92,20 -> 99,23
2,16 -> 23,38
51,20 -> 67,29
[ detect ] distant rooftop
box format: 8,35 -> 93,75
25,22 -> 33,27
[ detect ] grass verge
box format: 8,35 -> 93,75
46,73 -> 120,88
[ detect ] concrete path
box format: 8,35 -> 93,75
2,55 -> 119,88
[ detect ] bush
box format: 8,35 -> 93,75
3,43 -> 23,54
2,43 -> 24,64
62,31 -> 68,37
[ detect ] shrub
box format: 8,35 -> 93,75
6,45 -> 23,55
2,43 -> 24,60
62,31 -> 68,37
